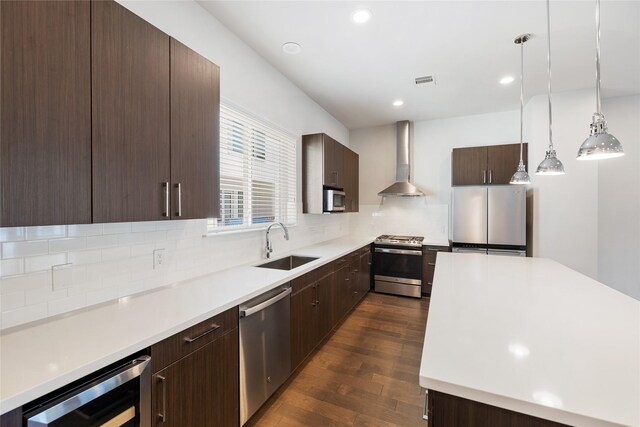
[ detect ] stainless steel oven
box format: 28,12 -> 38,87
373,235 -> 424,298
323,188 -> 345,212
24,356 -> 151,427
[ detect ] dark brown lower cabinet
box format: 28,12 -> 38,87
422,245 -> 451,295
290,284 -> 317,370
291,246 -> 371,371
359,250 -> 372,295
152,329 -> 239,427
0,408 -> 21,427
427,390 -> 570,427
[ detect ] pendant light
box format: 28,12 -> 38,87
576,0 -> 624,160
510,34 -> 532,185
536,0 -> 565,176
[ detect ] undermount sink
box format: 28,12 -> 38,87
256,255 -> 319,271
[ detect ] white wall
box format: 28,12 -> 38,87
524,89 -> 599,279
597,95 -> 640,299
351,90 -> 639,298
0,0 -> 351,329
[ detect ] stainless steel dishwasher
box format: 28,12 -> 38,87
239,285 -> 291,425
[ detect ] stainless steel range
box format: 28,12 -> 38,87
373,235 -> 424,298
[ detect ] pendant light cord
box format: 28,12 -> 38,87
519,39 -> 524,164
546,0 -> 554,152
595,0 -> 602,116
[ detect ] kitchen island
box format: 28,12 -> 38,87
420,253 -> 639,427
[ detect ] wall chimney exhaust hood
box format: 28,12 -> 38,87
378,121 -> 425,197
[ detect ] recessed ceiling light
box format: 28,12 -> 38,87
351,9 -> 371,24
282,42 -> 301,55
500,76 -> 515,85
392,100 -> 404,107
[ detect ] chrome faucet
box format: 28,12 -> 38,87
265,222 -> 289,259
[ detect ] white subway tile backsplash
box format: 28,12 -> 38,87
131,222 -> 157,233
0,271 -> 51,294
25,285 -> 67,306
0,258 -> 24,277
26,225 -> 67,240
24,253 -> 67,273
67,279 -> 102,296
0,227 -> 26,242
102,223 -> 132,235
130,243 -> 155,257
101,246 -> 131,262
144,231 -> 167,242
1,291 -> 25,311
67,249 -> 102,265
49,237 -> 87,253
2,240 -> 49,259
48,294 -> 86,316
68,224 -> 103,237
86,234 -> 119,249
85,287 -> 118,306
0,215 -> 350,329
117,281 -> 144,298
116,232 -> 146,246
2,303 -> 48,329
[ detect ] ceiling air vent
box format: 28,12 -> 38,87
415,75 -> 435,85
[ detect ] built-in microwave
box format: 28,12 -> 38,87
323,188 -> 346,213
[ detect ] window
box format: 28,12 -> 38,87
210,104 -> 297,232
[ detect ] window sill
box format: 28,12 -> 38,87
203,223 -> 298,237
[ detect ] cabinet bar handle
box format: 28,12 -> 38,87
157,375 -> 167,423
183,324 -> 220,343
428,262 -> 436,267
489,169 -> 493,183
315,284 -> 320,306
483,170 -> 487,184
423,389 -> 429,421
162,182 -> 169,217
175,183 -> 182,217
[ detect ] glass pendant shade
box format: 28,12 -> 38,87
577,114 -> 624,160
536,149 -> 565,175
510,161 -> 531,184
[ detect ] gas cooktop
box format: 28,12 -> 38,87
374,235 -> 424,248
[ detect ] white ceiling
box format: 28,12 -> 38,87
199,1 -> 640,130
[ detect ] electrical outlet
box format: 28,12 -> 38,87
153,248 -> 165,269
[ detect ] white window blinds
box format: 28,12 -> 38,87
211,104 -> 297,231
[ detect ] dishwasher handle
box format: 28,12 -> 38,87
240,287 -> 291,318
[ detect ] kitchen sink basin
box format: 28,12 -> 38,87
256,255 -> 319,271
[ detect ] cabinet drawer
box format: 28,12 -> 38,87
291,270 -> 318,294
316,262 -> 334,280
151,306 -> 238,373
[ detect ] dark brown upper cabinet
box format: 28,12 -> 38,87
322,135 -> 344,189
92,1 -> 220,223
1,0 -> 92,227
302,133 -> 359,214
343,147 -> 359,212
452,143 -> 528,186
170,39 -> 221,220
91,0 -> 171,223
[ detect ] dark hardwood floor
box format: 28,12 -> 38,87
247,292 -> 430,427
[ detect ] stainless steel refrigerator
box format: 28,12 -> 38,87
452,186 -> 526,256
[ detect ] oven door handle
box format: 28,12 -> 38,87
26,356 -> 151,426
374,247 -> 422,256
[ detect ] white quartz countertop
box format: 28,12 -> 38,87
0,235 -> 374,415
419,253 -> 640,427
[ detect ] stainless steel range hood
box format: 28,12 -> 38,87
378,121 -> 425,197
